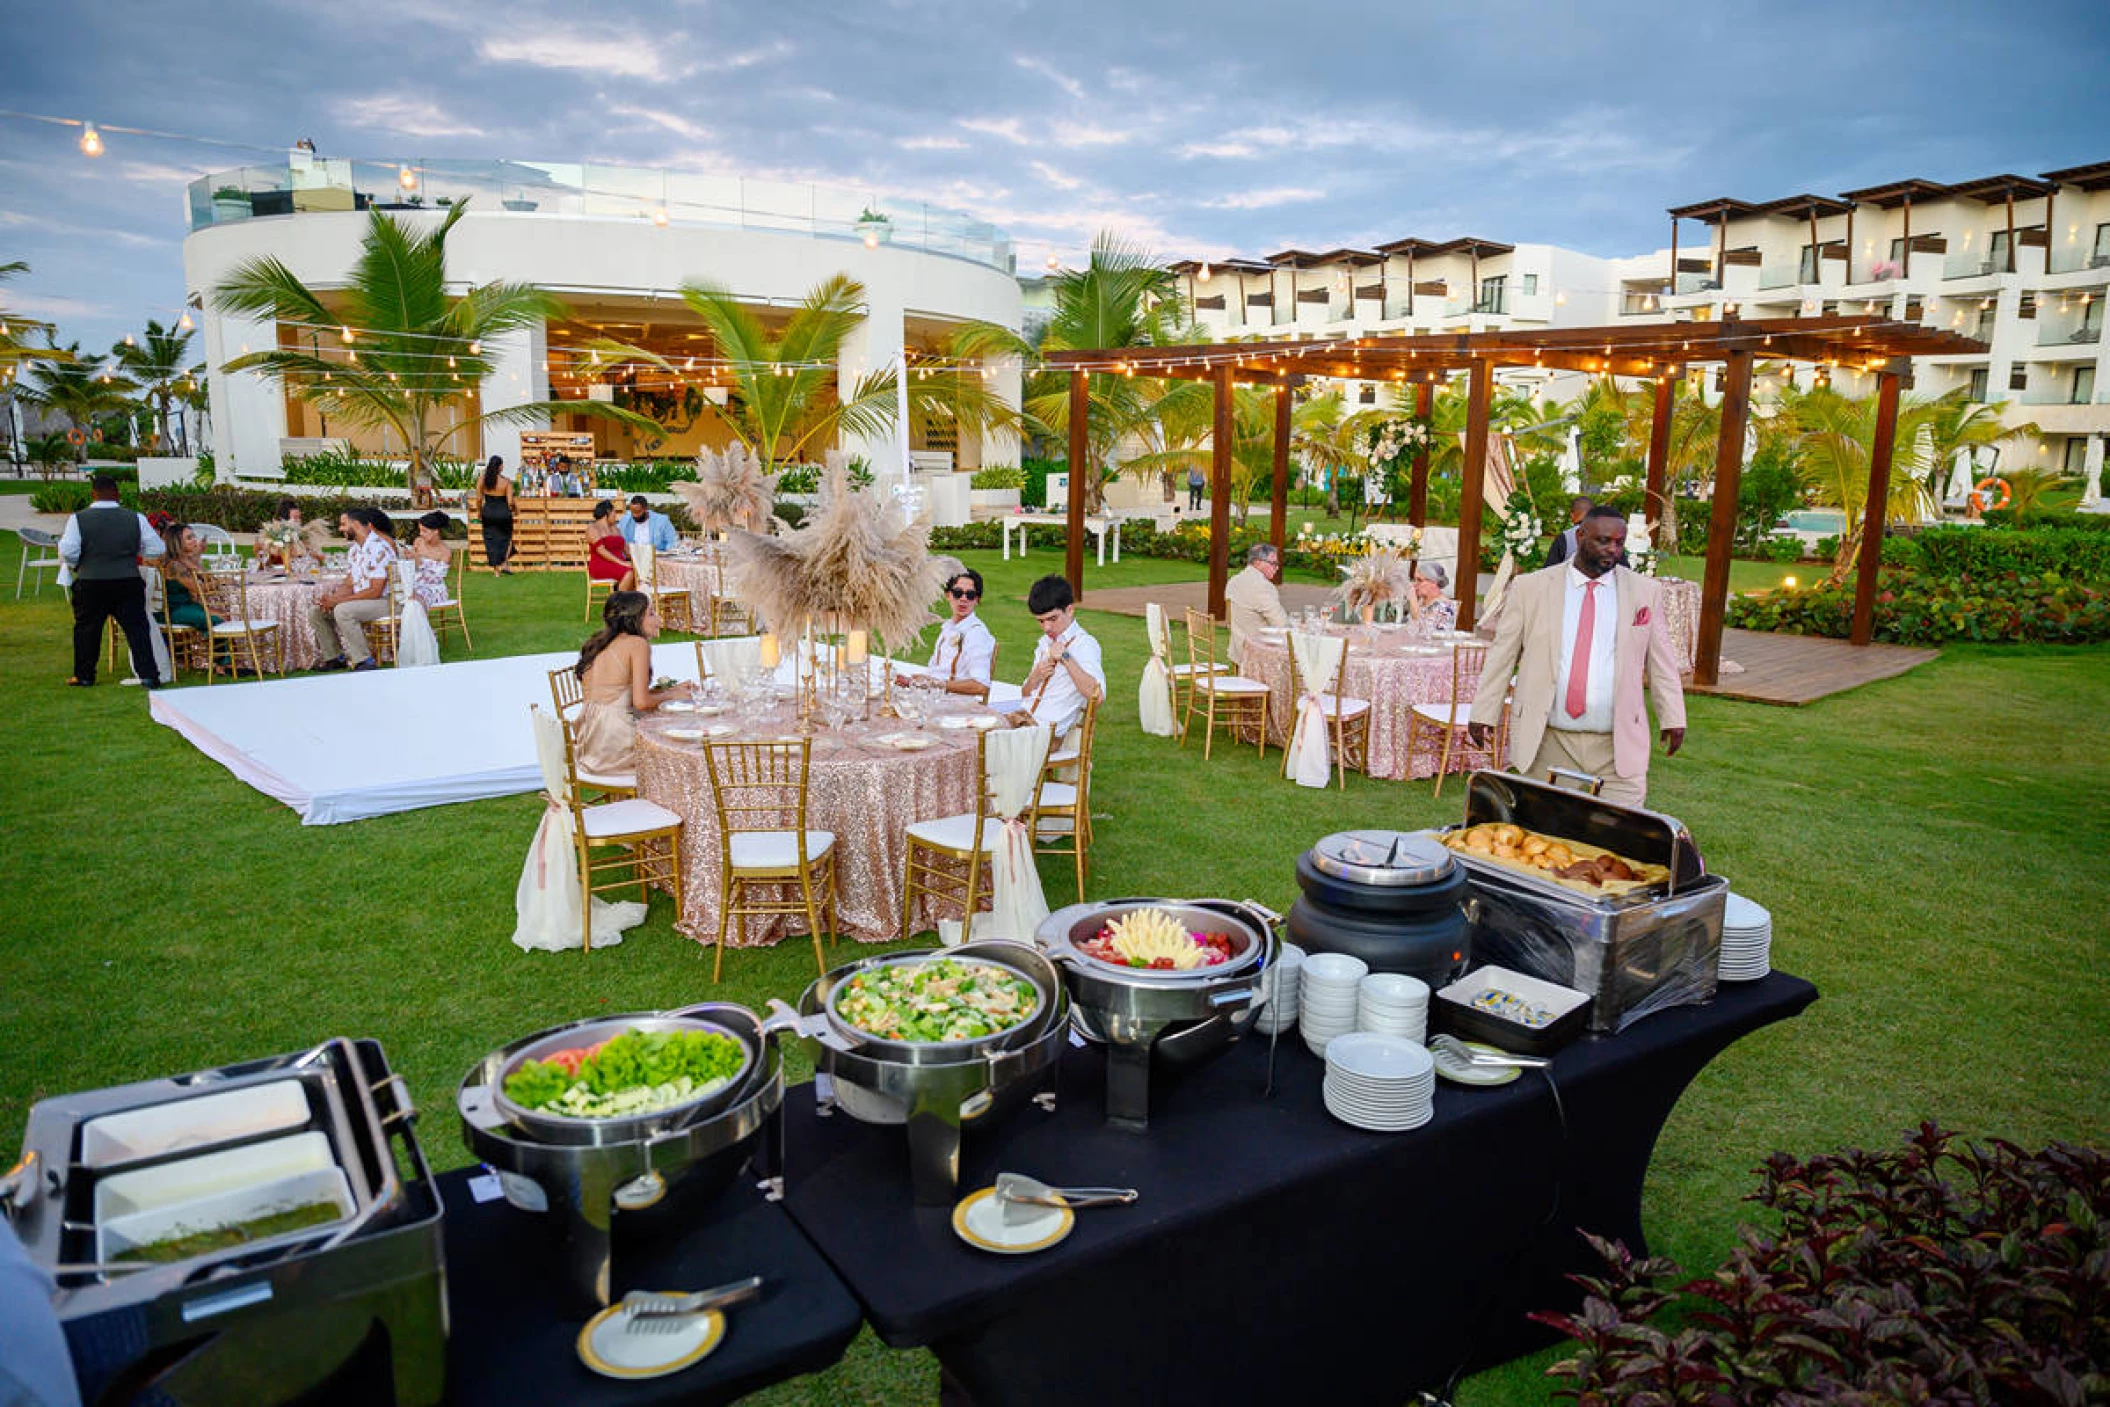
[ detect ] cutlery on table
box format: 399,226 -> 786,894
995,1171 -> 1137,1225
622,1275 -> 764,1334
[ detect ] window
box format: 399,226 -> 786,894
1358,386 -> 1377,405
1989,229 -> 2012,272
1967,368 -> 1989,401
2094,223 -> 2110,267
1975,307 -> 1998,341
1798,244 -> 1819,284
1475,275 -> 1507,314
1889,237 -> 1908,264
2083,300 -> 2105,338
2066,439 -> 2090,474
2074,367 -> 2097,405
2009,366 -> 2029,392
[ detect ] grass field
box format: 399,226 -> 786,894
1,533 -> 2104,1404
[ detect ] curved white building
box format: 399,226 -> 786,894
180,157 -> 1024,478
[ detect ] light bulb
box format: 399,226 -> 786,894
79,123 -> 103,158
341,325 -> 354,343
124,333 -> 135,346
398,164 -> 418,191
653,206 -> 669,227
862,228 -> 879,249
468,340 -> 480,354
1197,261 -> 1212,282
178,312 -> 193,330
1045,253 -> 1060,272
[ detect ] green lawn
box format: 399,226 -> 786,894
1,533 -> 2104,1405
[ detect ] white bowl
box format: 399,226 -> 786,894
1359,973 -> 1429,1006
1301,953 -> 1369,985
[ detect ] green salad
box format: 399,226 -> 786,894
502,1027 -> 747,1119
834,958 -> 1038,1042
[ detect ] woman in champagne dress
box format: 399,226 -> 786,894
571,591 -> 694,775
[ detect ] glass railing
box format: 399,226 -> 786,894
2048,245 -> 2110,275
1673,272 -> 1721,295
187,159 -> 1017,274
1757,263 -> 1801,290
1470,289 -> 1508,315
1943,250 -> 2003,280
2018,386 -> 2108,406
2037,319 -> 2104,347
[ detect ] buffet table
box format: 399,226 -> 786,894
441,1169 -> 863,1406
781,971 -> 1817,1406
1239,627 -> 1491,780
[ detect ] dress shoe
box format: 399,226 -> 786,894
351,659 -> 379,672
315,656 -> 349,672
65,676 -> 92,687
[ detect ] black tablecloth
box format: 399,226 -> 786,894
781,972 -> 1816,1407
440,1167 -> 862,1406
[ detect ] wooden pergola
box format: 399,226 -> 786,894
1042,315 -> 1985,686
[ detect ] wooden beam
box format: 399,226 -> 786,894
1901,197 -> 1912,279
1694,348 -> 1754,686
1455,356 -> 1493,630
1850,368 -> 1903,646
1643,373 -> 1675,539
1065,368 -> 1087,599
1270,385 -> 1291,555
2005,189 -> 2018,273
1208,364 -> 1234,619
1668,218 -> 1678,291
1408,379 -> 1434,526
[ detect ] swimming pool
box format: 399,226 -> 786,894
1779,510 -> 1846,535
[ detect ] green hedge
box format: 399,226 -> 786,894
140,486 -> 407,533
30,483 -> 94,514
1982,507 -> 2110,531
1020,457 -> 1062,510
969,465 -> 1023,491
1726,568 -> 2110,645
1914,525 -> 2110,583
280,450 -> 473,491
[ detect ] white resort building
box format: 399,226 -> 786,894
181,156 -> 1024,480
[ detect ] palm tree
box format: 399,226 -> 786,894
14,338 -> 136,461
213,201 -> 649,502
112,318 -> 196,454
1912,390 -> 2037,506
1775,385 -> 1932,580
900,320 -> 1032,473
672,274 -> 900,472
1291,389 -> 1380,515
0,261 -> 56,382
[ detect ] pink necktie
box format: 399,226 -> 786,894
1565,581 -> 1597,720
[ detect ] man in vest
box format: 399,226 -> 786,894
59,474 -> 165,688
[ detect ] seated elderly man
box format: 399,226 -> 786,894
307,508 -> 399,672
1224,541 -> 1289,664
909,567 -> 996,699
1006,574 -> 1105,737
620,495 -> 680,553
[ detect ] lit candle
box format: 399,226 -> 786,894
758,632 -> 780,669
845,630 -> 868,665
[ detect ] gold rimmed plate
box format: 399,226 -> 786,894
951,1186 -> 1074,1255
576,1300 -> 726,1379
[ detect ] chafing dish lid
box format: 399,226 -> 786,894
1309,830 -> 1457,887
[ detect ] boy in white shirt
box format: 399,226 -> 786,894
1007,575 -> 1104,737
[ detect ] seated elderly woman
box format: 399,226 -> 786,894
570,591 -> 697,776
1405,563 -> 1458,635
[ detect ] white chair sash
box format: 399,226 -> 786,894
397,599 -> 440,667
513,708 -> 645,951
632,541 -> 657,588
1139,602 -> 1175,737
1287,630 -> 1345,789
697,637 -> 762,683
971,723 -> 1053,944
140,565 -> 173,680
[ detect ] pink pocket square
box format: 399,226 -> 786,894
1633,606 -> 1651,627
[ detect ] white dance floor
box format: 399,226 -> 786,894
149,644 -> 1025,826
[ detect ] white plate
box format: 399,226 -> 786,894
1325,1032 -> 1435,1083
663,727 -> 707,742
659,700 -> 699,713
938,715 -> 974,730
691,703 -> 728,717
577,1301 -> 726,1380
952,1186 -> 1074,1254
875,733 -> 935,752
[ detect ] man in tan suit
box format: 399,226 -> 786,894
1467,508 -> 1685,807
1224,542 -> 1289,665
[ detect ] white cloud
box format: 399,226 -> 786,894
3,291 -> 116,320
1049,121 -> 1130,148
114,161 -> 205,190
1014,55 -> 1085,100
700,40 -> 794,72
477,30 -> 675,81
1201,187 -> 1325,210
0,211 -> 167,250
898,135 -> 969,151
1177,140 -> 1257,159
606,104 -> 712,143
335,94 -> 489,139
957,116 -> 1029,145
1029,161 -> 1084,191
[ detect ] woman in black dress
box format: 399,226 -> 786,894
475,454 -> 514,574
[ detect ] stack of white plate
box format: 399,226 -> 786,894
1299,953 -> 1369,1056
1719,894 -> 1773,982
1356,973 -> 1429,1043
1323,1033 -> 1435,1132
1253,943 -> 1305,1035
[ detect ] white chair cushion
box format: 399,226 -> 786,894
577,767 -> 637,790
1317,695 -> 1372,718
1198,675 -> 1270,695
906,813 -> 1006,853
1046,747 -> 1081,768
1169,662 -> 1228,677
211,619 -> 280,635
729,829 -> 835,870
582,798 -> 683,839
1410,701 -> 1472,726
1036,781 -> 1078,809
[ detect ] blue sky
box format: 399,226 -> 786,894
2,0 -> 2102,356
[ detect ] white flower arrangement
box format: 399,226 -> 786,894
1628,542 -> 1659,577
1496,498 -> 1546,572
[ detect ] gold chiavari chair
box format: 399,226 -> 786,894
545,665 -> 638,800
633,543 -> 695,633
200,566 -> 286,682
903,723 -> 1051,941
1180,607 -> 1269,760
143,565 -> 208,682
531,706 -> 684,954
424,543 -> 472,650
1280,632 -> 1371,790
1403,642 -> 1506,799
1159,603 -> 1225,739
1032,696 -> 1099,902
701,738 -> 837,982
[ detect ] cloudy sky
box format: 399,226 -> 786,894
3,0 -> 2101,356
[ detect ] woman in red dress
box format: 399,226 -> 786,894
585,499 -> 636,591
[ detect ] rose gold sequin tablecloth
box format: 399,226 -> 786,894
235,572 -> 341,669
634,707 -> 986,948
655,554 -> 724,601
1239,628 -> 1492,781
1657,577 -> 1700,673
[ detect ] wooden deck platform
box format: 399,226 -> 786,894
1687,628 -> 1939,706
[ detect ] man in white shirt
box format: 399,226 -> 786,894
1007,574 -> 1105,738
1223,542 -> 1289,665
917,567 -> 996,699
307,508 -> 399,671
59,474 -> 166,688
620,496 -> 680,553
1467,508 -> 1685,807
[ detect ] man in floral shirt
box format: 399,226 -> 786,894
307,508 -> 399,671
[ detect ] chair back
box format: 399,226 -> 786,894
696,636 -> 762,683
528,706 -> 579,808
1055,696 -> 1100,796
1183,606 -> 1224,676
548,664 -> 584,718
390,558 -> 418,609
982,723 -> 1053,825
632,541 -> 658,589
198,564 -> 248,621
1447,643 -> 1487,705
192,524 -> 241,564
701,739 -> 814,859
1146,602 -> 1171,662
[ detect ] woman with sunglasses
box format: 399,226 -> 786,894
912,568 -> 995,699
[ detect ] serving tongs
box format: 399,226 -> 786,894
622,1275 -> 765,1334
995,1172 -> 1138,1225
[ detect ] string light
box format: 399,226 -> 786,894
653,206 -> 669,227
78,122 -> 103,157
178,312 -> 193,330
398,164 -> 418,192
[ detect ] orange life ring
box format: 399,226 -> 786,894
1969,476 -> 2011,514
66,428 -> 85,446
90,427 -> 104,443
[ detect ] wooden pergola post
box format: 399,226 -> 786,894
1408,379 -> 1434,527
1643,373 -> 1675,541
1455,356 -> 1493,631
1065,368 -> 1087,599
1695,348 -> 1754,686
1851,366 -> 1904,646
1208,364 -> 1234,619
1270,384 -> 1291,555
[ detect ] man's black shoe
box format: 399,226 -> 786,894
316,656 -> 349,672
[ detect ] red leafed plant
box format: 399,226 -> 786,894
1531,1124 -> 2110,1405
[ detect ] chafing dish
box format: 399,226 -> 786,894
458,1002 -> 782,1313
1037,898 -> 1280,1130
769,941 -> 1069,1206
4,1038 -> 445,1407
1435,771 -> 1725,1034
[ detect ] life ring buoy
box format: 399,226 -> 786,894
90,427 -> 104,443
66,428 -> 85,446
1969,476 -> 2011,515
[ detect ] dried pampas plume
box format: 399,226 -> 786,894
721,453 -> 947,652
673,443 -> 776,535
1335,547 -> 1414,616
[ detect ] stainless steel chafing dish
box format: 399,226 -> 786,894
3,1038 -> 446,1407
769,941 -> 1069,1206
458,1002 -> 783,1313
1434,771 -> 1726,1034
1037,898 -> 1280,1131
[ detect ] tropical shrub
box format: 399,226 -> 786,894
970,465 -> 1024,491
1020,456 -> 1062,509
139,487 -> 403,533
280,448 -> 472,491
1534,1125 -> 2110,1407
30,482 -> 92,514
774,458 -> 875,497
1736,440 -> 1808,550
927,522 -> 1005,552
1915,525 -> 2110,583
1983,507 -> 2110,532
1763,534 -> 1805,563
1727,568 -> 2110,644
592,460 -> 697,495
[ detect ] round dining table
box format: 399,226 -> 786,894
633,692 -> 997,949
653,550 -> 724,602
206,566 -> 342,670
1237,624 -> 1492,781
